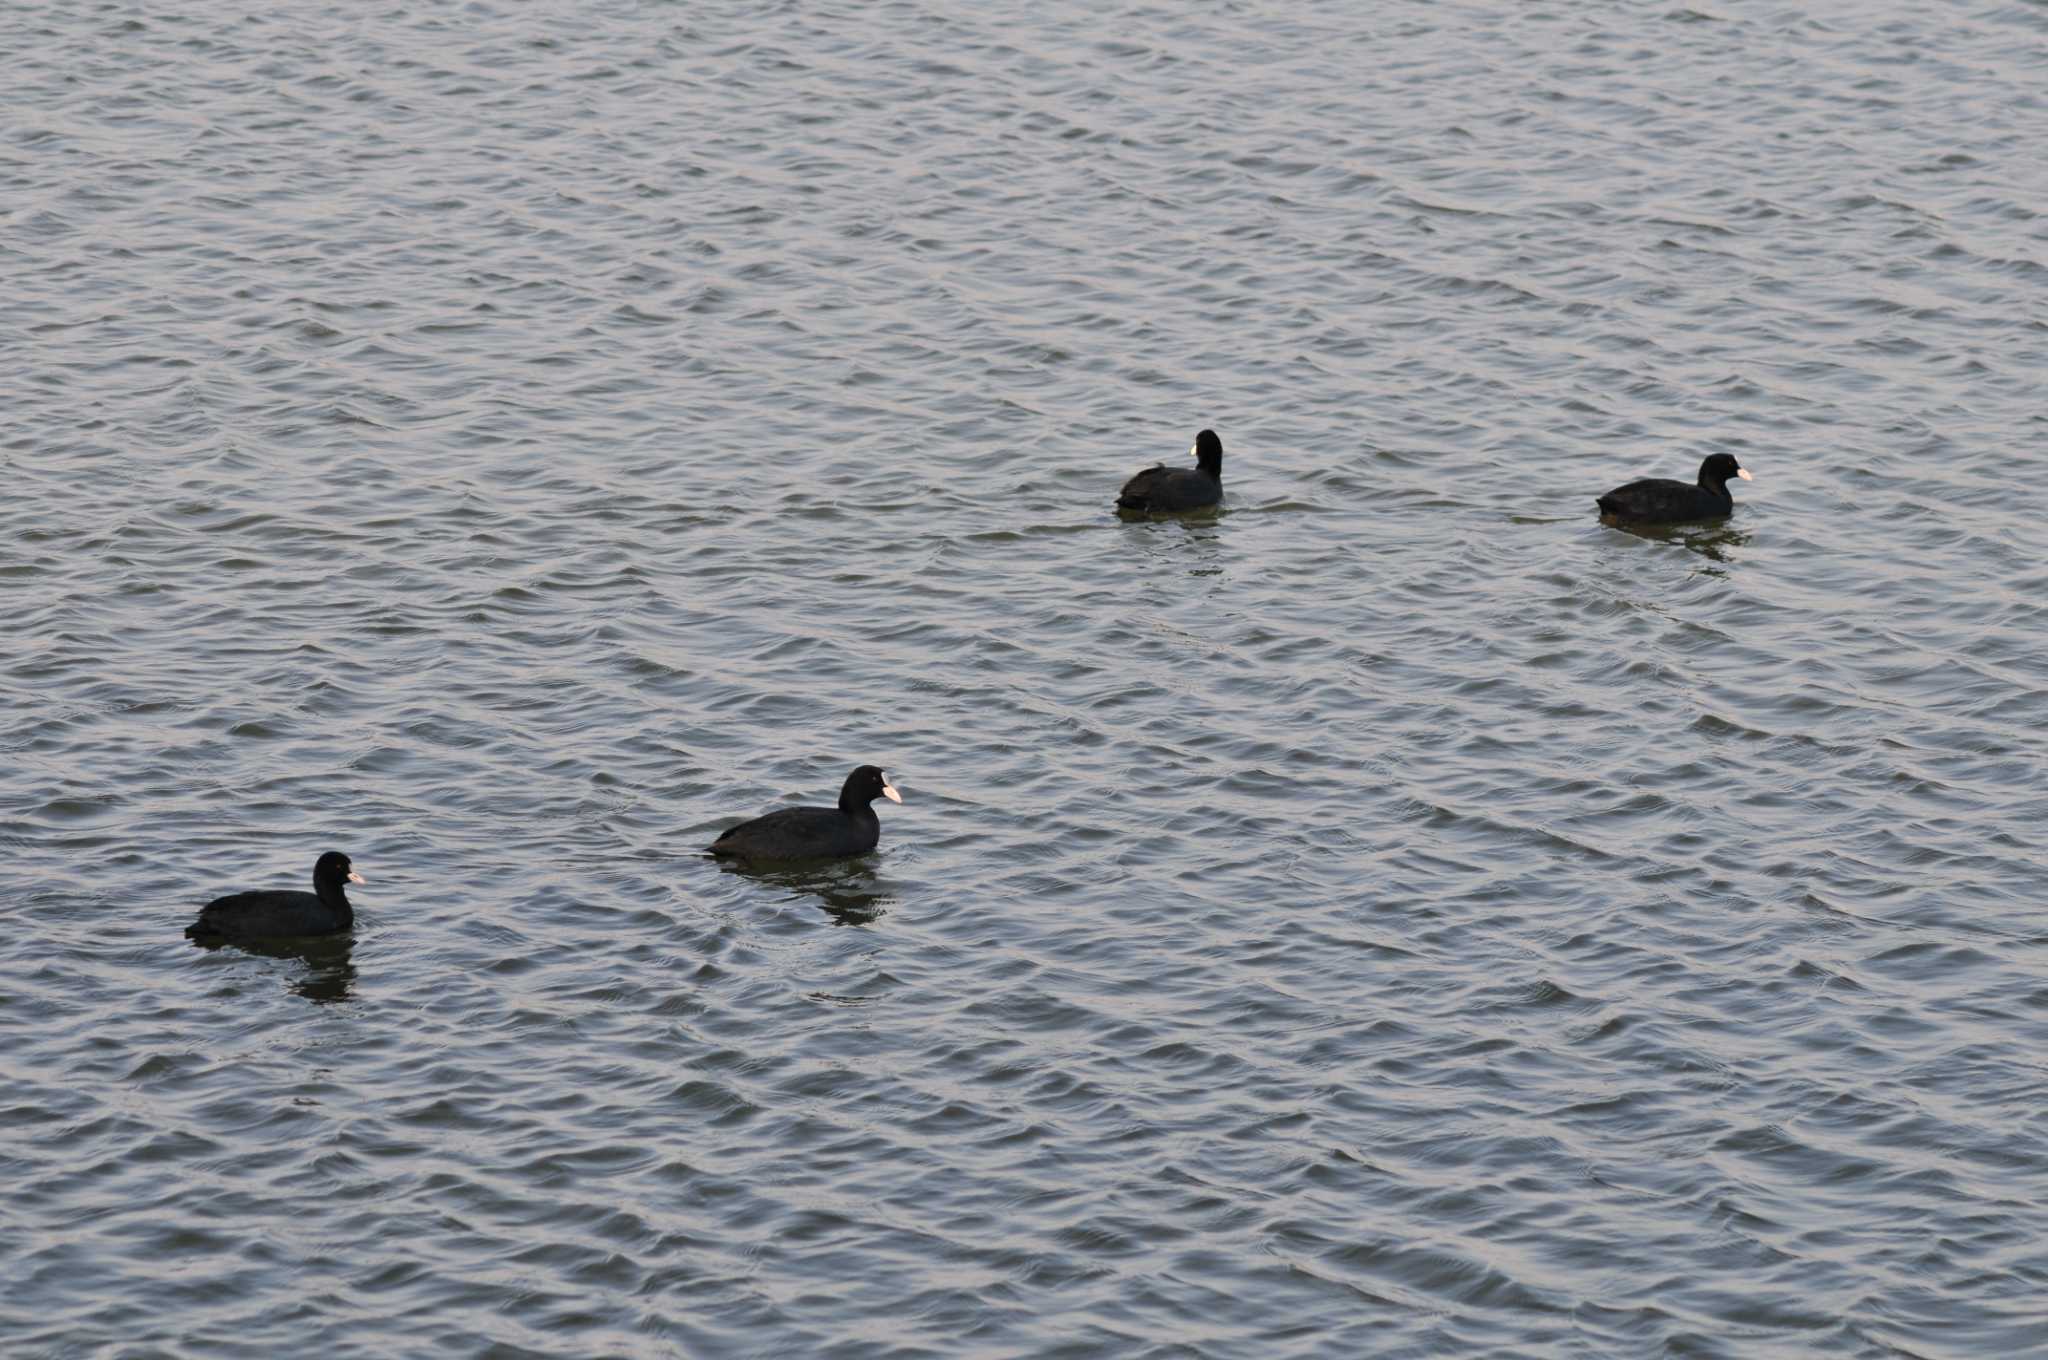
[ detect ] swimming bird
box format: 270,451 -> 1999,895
1596,453 -> 1754,523
186,850 -> 364,942
1117,429 -> 1223,514
707,765 -> 902,862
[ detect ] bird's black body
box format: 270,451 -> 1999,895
707,765 -> 902,862
186,850 -> 363,942
1118,429 -> 1223,514
1596,453 -> 1752,523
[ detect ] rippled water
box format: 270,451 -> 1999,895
6,1 -> 2048,1355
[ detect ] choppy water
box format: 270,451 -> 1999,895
5,1 -> 2047,1355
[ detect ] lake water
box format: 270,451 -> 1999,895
4,2 -> 2047,1355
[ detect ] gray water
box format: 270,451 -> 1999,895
4,1 -> 2047,1355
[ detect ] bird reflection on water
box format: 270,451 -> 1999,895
712,857 -> 895,926
1121,509 -> 1229,581
187,931 -> 359,1004
1603,517 -> 1752,569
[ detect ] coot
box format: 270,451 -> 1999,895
186,850 -> 364,942
1118,429 -> 1223,514
707,765 -> 902,862
1597,453 -> 1753,523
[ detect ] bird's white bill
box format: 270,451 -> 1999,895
881,780 -> 903,803
1736,468 -> 1754,481
348,870 -> 367,884
1189,443 -> 1197,459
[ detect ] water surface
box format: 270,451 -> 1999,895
4,2 -> 2047,1355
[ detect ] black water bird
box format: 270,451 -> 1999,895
186,850 -> 365,942
1596,453 -> 1754,523
1118,429 -> 1223,514
706,765 -> 902,862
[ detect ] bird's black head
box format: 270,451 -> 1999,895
1698,453 -> 1752,490
314,850 -> 366,891
1192,429 -> 1223,477
840,765 -> 903,811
